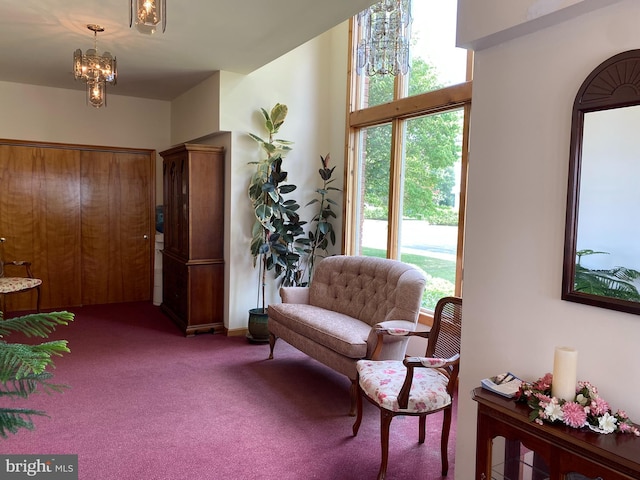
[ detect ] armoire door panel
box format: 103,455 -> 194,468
0,145 -> 82,311
160,144 -> 225,335
81,150 -> 152,305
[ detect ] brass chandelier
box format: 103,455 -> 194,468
356,0 -> 412,76
130,0 -> 166,34
73,25 -> 117,108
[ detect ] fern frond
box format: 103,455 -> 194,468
0,371 -> 67,398
0,311 -> 74,338
0,372 -> 51,397
0,408 -> 48,439
0,340 -> 69,381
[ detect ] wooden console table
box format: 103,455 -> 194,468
472,387 -> 640,480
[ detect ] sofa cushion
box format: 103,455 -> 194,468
308,255 -> 425,327
268,303 -> 371,359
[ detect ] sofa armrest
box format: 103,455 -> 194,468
367,320 -> 420,360
279,286 -> 310,304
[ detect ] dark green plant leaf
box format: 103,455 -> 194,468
319,222 -> 330,235
279,184 -> 296,194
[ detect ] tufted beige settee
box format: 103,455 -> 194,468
267,255 -> 427,415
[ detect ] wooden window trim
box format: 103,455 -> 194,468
342,17 -> 472,316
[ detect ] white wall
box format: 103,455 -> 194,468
0,81 -> 171,200
171,73 -> 221,145
166,23 -> 348,333
456,1 -> 640,478
0,82 -> 170,148
216,22 -> 348,332
457,0 -> 621,50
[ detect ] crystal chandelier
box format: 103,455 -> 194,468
356,0 -> 412,76
73,25 -> 117,108
130,0 -> 166,34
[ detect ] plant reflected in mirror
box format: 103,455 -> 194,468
574,250 -> 640,302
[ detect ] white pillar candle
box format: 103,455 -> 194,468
551,346 -> 578,401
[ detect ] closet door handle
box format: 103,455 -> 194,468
143,235 -> 149,240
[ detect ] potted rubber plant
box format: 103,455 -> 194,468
247,103 -> 303,342
246,105 -> 343,341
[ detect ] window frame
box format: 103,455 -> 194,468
342,17 -> 473,324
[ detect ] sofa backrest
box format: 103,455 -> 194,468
309,255 -> 427,326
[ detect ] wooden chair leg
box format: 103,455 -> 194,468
268,333 -> 277,359
441,406 -> 452,476
35,286 -> 41,313
377,410 -> 393,480
418,414 -> 426,443
349,378 -> 358,416
352,383 -> 363,436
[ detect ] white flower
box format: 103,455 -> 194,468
575,393 -> 588,406
544,400 -> 564,422
598,412 -> 617,434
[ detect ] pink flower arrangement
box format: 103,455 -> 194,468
515,374 -> 640,436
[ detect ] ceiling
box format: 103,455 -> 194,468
0,0 -> 376,101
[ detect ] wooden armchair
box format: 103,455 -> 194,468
352,296 -> 462,479
0,238 -> 42,315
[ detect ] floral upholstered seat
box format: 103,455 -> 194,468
0,275 -> 42,294
356,356 -> 456,413
0,239 -> 42,314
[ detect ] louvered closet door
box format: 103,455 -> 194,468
0,141 -> 153,312
0,144 -> 83,311
80,150 -> 153,305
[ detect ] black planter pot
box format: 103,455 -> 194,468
247,308 -> 270,344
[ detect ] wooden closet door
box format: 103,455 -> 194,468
81,150 -> 153,304
0,144 -> 82,311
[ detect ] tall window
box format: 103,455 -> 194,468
345,1 -> 472,314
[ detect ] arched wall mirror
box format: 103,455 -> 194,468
562,49 -> 640,314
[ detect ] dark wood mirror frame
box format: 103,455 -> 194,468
562,49 -> 640,314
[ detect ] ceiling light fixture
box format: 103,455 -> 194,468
73,24 -> 117,108
130,0 -> 166,35
356,0 -> 412,76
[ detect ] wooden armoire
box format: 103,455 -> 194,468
160,144 -> 225,336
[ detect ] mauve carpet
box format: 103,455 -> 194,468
3,302 -> 456,479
